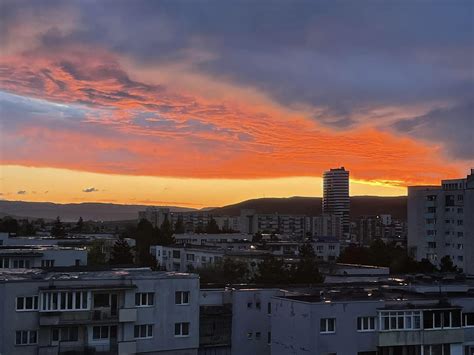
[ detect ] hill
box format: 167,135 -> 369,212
0,201 -> 196,222
210,196 -> 407,220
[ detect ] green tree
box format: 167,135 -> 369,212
88,241 -> 107,266
205,218 -> 221,234
18,220 -> 36,236
51,216 -> 66,238
110,237 -> 134,265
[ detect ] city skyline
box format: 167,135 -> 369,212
1,1 -> 473,206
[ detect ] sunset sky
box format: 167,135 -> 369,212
1,1 -> 473,208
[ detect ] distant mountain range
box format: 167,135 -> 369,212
0,196 -> 407,222
209,196 -> 407,220
0,201 -> 195,222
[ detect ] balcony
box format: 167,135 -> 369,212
378,328 -> 464,347
39,343 -> 118,355
39,309 -> 119,326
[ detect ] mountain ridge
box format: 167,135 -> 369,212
0,196 -> 407,221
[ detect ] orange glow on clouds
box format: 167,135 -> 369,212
0,44 -> 466,205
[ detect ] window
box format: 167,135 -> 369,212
93,293 -> 110,307
247,332 -> 253,339
423,344 -> 451,355
175,322 -> 190,337
41,291 -> 88,312
423,309 -> 461,329
320,318 -> 336,333
175,291 -> 190,305
267,331 -> 271,345
13,259 -> 30,268
135,292 -> 154,307
457,220 -> 464,226
464,313 -> 474,327
173,250 -> 181,259
247,302 -> 252,309
427,242 -> 437,249
357,316 -> 376,331
256,302 -> 261,309
380,311 -> 421,331
15,330 -> 37,345
134,324 -> 153,339
186,254 -> 195,261
0,257 -> 10,268
52,327 -> 78,342
41,260 -> 55,267
329,245 -> 336,250
16,296 -> 38,311
92,325 -> 116,340
267,302 -> 272,314
201,256 -> 207,262
255,332 -> 261,340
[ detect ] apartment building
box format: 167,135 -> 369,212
306,214 -> 342,239
323,167 -> 350,238
0,268 -> 199,355
408,169 -> 474,273
271,286 -> 474,355
150,245 -> 225,272
199,287 -> 289,355
0,245 -> 87,269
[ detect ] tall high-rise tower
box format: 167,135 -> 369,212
323,167 -> 350,238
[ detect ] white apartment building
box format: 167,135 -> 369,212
0,245 -> 88,269
408,169 -> 474,274
306,214 -> 342,239
323,167 -> 350,238
0,268 -> 199,355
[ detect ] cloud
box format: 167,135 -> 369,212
17,190 -> 27,195
391,101 -> 474,160
82,187 -> 99,193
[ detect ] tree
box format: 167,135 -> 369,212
440,255 -> 458,273
197,258 -> 250,284
253,256 -> 291,284
88,241 -> 107,266
292,243 -> 324,283
0,217 -> 19,235
18,219 -> 36,236
76,217 -> 84,232
205,218 -> 221,234
110,237 -> 134,265
158,217 -> 175,245
134,219 -> 155,264
51,216 -> 66,238
174,217 -> 185,234
252,232 -> 263,243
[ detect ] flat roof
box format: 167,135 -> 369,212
0,267 -> 198,282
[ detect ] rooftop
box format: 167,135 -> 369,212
0,267 -> 197,283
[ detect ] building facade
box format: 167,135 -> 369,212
408,169 -> 474,274
0,268 -> 199,355
323,167 -> 350,239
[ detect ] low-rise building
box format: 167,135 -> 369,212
0,245 -> 88,268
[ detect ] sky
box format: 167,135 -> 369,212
0,0 -> 473,207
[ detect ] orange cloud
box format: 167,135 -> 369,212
0,45 -> 465,189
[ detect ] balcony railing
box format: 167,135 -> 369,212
39,309 -> 119,326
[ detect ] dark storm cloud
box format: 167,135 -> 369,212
392,101 -> 474,160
